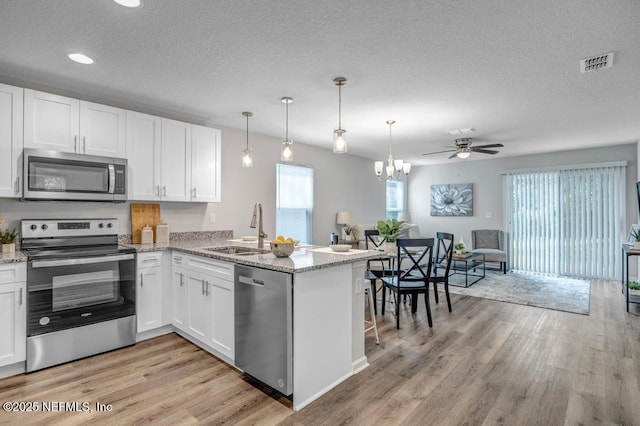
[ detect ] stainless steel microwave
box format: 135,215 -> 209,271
23,148 -> 127,202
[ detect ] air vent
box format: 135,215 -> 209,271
580,52 -> 615,73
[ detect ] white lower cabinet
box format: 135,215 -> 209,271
171,253 -> 234,361
0,263 -> 26,367
136,252 -> 163,333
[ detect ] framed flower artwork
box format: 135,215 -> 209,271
430,183 -> 473,216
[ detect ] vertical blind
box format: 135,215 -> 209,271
506,163 -> 626,279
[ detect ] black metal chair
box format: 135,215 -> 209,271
381,238 -> 434,329
431,232 -> 454,312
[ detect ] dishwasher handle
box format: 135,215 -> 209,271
238,275 -> 265,287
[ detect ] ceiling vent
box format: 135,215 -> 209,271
580,52 -> 615,73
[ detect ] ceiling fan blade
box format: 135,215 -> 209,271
422,149 -> 457,156
448,152 -> 459,159
473,143 -> 504,149
471,148 -> 499,155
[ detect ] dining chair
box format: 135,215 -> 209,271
381,238 -> 434,329
431,232 -> 454,312
364,229 -> 389,315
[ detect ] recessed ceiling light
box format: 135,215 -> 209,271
113,0 -> 141,7
67,53 -> 94,65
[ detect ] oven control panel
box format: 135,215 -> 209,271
21,219 -> 119,238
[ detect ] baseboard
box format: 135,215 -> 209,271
352,355 -> 369,374
136,325 -> 174,342
0,361 -> 26,379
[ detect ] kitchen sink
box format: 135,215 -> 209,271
204,246 -> 270,255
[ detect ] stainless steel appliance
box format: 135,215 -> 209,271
235,265 -> 293,396
21,219 -> 136,372
23,148 -> 127,202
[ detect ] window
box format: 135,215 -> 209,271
276,164 -> 313,243
386,180 -> 405,219
506,163 -> 626,279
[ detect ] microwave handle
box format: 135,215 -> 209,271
108,164 -> 115,194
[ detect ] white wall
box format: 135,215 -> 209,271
408,143 -> 637,248
0,126 -> 385,245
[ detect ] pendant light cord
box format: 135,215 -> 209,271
338,83 -> 342,130
285,101 -> 289,141
245,114 -> 249,150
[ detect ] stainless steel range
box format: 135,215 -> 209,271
21,218 -> 137,372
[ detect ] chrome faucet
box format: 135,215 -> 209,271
250,202 -> 267,249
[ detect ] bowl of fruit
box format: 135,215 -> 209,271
271,235 -> 296,257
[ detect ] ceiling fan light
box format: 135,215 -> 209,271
457,150 -> 471,159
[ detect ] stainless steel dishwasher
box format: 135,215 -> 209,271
235,265 -> 293,396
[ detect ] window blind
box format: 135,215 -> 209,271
506,164 -> 625,279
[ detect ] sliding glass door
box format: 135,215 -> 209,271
506,163 -> 626,279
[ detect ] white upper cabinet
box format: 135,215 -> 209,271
24,89 -> 126,157
126,111 -> 162,200
79,101 -> 126,157
0,83 -> 23,197
161,118 -> 192,202
191,124 -> 221,202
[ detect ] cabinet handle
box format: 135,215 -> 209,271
206,281 -> 210,296
83,136 -> 87,153
201,279 -> 205,295
179,272 -> 184,286
15,176 -> 20,195
156,185 -> 161,197
163,186 -> 167,197
18,287 -> 23,305
74,135 -> 78,152
193,187 -> 197,199
140,273 -> 144,287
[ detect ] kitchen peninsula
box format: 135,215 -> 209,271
130,236 -> 383,411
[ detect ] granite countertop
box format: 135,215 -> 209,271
0,250 -> 28,263
125,238 -> 386,273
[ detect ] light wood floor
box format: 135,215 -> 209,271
1,280 -> 639,425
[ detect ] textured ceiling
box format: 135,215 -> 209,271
1,0 -> 639,165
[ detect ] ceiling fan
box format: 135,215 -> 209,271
422,138 -> 504,159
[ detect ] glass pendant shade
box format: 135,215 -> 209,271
333,129 -> 347,153
374,161 -> 384,176
281,140 -> 293,162
241,148 -> 253,167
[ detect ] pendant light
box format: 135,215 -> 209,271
241,111 -> 253,168
281,97 -> 293,162
374,120 -> 411,181
333,77 -> 347,153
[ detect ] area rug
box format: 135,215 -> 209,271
445,271 -> 591,315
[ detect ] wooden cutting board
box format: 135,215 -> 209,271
131,203 -> 161,243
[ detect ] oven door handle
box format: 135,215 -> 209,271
108,164 -> 115,194
31,253 -> 135,268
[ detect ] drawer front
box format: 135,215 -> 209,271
137,252 -> 163,269
0,263 -> 27,284
184,254 -> 233,281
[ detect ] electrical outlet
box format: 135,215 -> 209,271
485,212 -> 493,219
209,213 -> 216,223
355,278 -> 363,294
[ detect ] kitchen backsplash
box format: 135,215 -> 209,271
118,230 -> 233,245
